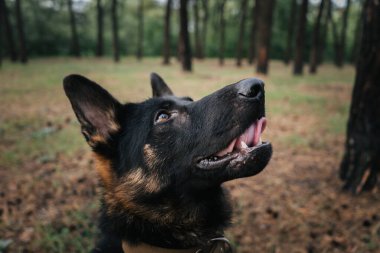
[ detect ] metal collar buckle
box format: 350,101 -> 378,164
196,237 -> 233,253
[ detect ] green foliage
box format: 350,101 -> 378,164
1,0 -> 363,61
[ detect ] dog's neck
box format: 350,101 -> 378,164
122,241 -> 197,253
99,186 -> 232,249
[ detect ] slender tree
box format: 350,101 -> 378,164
318,0 -> 331,65
179,0 -> 192,71
309,0 -> 326,73
96,0 -> 104,57
111,0 -> 120,62
340,0 -> 380,194
177,28 -> 183,62
200,0 -> 209,59
236,0 -> 248,67
136,0 -> 144,60
337,0 -> 351,67
0,8 -> 2,68
0,0 -> 17,62
284,0 -> 297,65
15,0 -> 27,63
331,0 -> 351,67
30,0 -> 44,54
68,0 -> 80,57
218,0 -> 227,66
330,0 -> 340,59
293,0 -> 308,75
163,0 -> 172,65
248,0 -> 259,65
193,0 -> 202,59
256,0 -> 275,74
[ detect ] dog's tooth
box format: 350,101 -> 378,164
258,137 -> 262,145
241,141 -> 248,149
216,138 -> 236,157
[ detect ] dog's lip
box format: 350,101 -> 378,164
196,142 -> 270,170
195,117 -> 268,170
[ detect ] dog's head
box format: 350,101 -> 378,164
63,73 -> 272,246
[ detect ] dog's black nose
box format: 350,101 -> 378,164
237,78 -> 264,99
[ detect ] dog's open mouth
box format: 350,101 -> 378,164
196,117 -> 270,171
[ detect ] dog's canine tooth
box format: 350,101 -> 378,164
241,141 -> 248,149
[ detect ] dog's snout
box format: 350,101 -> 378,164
237,78 -> 264,99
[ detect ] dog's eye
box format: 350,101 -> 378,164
155,111 -> 171,123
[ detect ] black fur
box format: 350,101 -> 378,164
63,73 -> 272,252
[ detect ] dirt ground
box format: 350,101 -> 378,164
0,58 -> 379,253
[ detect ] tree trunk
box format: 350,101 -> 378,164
309,0 -> 326,74
136,0 -> 144,60
15,0 -> 27,63
350,5 -> 364,64
218,0 -> 227,66
0,8 -> 2,68
293,0 -> 308,75
193,0 -> 202,59
68,0 -> 80,57
340,0 -> 380,194
248,0 -> 259,65
111,0 -> 120,62
330,0 -> 340,66
179,0 -> 192,71
236,0 -> 248,67
163,0 -> 172,65
332,0 -> 351,67
200,0 -> 209,59
177,29 -> 182,62
337,0 -> 351,67
96,0 -> 104,57
0,0 -> 17,62
284,0 -> 297,65
318,0 -> 331,65
256,0 -> 275,74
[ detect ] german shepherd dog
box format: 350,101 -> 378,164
63,73 -> 272,253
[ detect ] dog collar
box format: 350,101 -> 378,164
122,237 -> 233,253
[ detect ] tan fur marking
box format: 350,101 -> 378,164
106,109 -> 120,132
124,168 -> 161,194
107,120 -> 120,133
103,167 -> 177,223
91,134 -> 106,144
143,144 -> 157,168
94,149 -> 199,225
93,153 -> 115,188
145,175 -> 161,193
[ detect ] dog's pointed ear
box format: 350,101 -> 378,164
150,72 -> 173,97
63,74 -> 122,147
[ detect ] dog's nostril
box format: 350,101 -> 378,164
248,84 -> 262,98
237,78 -> 264,99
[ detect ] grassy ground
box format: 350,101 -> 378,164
0,57 -> 379,253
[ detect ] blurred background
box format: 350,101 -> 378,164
0,0 -> 379,252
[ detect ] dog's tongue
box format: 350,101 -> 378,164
216,118 -> 266,157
